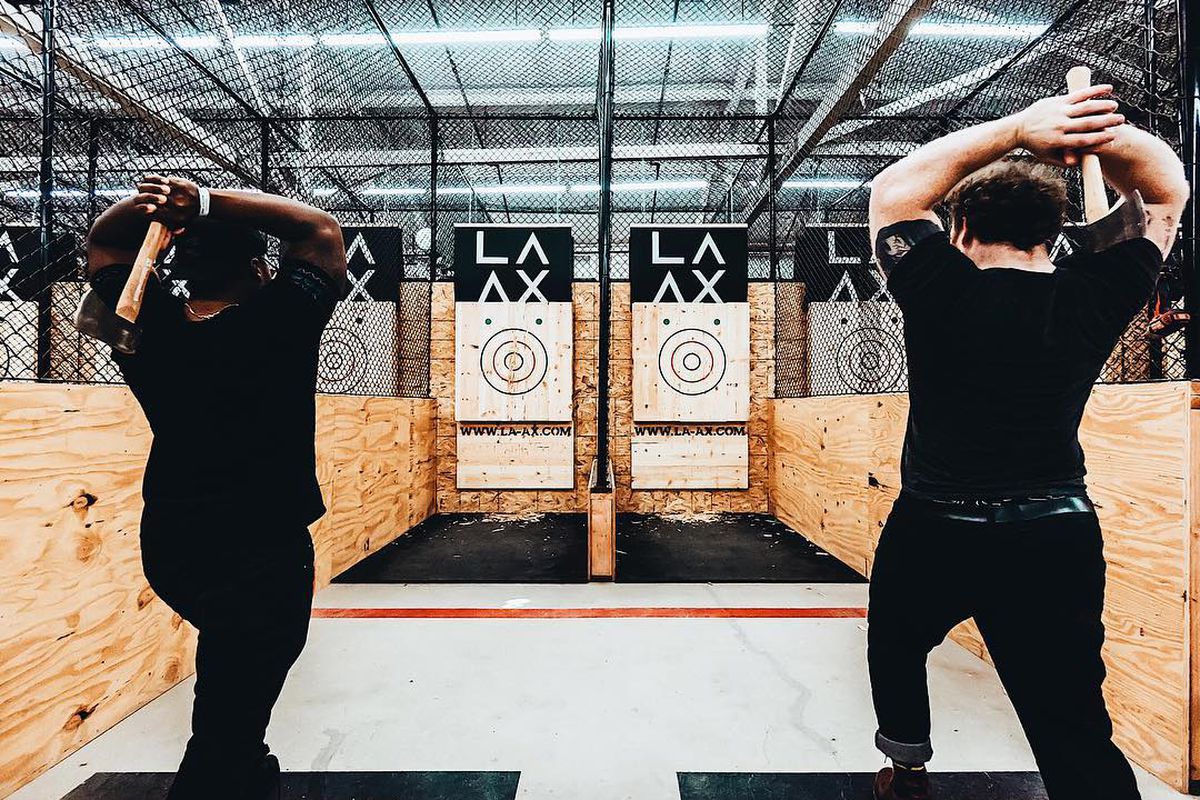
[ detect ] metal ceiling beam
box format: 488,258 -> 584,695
0,1 -> 255,184
743,0 -> 933,223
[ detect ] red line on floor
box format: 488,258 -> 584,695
311,607 -> 867,619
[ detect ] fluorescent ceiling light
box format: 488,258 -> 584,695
0,36 -> 26,51
174,35 -> 221,49
548,23 -> 768,42
361,187 -> 426,196
835,20 -> 1048,38
311,188 -> 339,197
390,28 -> 541,45
4,188 -> 132,199
92,35 -> 172,50
233,34 -> 317,48
319,33 -> 386,47
783,178 -> 870,189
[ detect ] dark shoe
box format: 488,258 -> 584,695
247,754 -> 281,800
873,766 -> 933,800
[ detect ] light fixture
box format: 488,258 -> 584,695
834,20 -> 1048,38
318,33 -> 386,47
548,22 -> 769,42
389,28 -> 541,45
782,178 -> 870,189
3,188 -> 133,199
232,34 -> 317,48
174,35 -> 221,49
361,187 -> 426,197
92,35 -> 172,50
0,36 -> 28,51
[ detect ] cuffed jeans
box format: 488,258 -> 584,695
867,493 -> 1140,800
140,506 -> 315,800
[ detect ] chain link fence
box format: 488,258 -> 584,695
0,0 -> 1193,399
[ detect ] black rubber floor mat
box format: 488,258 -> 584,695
617,513 -> 866,583
62,771 -> 520,800
677,771 -> 1046,799
334,513 -> 588,583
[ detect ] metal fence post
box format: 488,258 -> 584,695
36,0 -> 57,381
1179,0 -> 1198,379
593,0 -> 615,492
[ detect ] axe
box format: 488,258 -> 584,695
1062,66 -> 1147,252
73,220 -> 173,355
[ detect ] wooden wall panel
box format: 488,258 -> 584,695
769,383 -> 1193,790
0,383 -> 436,798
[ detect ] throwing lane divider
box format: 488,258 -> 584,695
454,224 -> 575,489
629,224 -> 750,490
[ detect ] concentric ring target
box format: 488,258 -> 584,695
658,327 -> 727,396
318,326 -> 366,387
480,327 -> 549,396
835,326 -> 905,391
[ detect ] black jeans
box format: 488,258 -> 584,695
867,494 -> 1140,800
140,506 -> 315,799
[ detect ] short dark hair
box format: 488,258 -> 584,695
168,218 -> 268,295
944,160 -> 1067,252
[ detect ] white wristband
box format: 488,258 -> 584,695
197,186 -> 211,217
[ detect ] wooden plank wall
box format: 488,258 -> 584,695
769,383 -> 1193,790
0,383 -> 436,798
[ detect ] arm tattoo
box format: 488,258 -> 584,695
874,219 -> 942,276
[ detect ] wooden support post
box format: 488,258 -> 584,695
587,458 -> 616,581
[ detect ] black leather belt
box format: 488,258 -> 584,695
902,494 -> 1094,523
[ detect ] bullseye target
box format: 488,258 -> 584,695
319,327 -> 366,386
455,302 -> 573,422
632,303 -> 750,423
657,327 -> 727,396
808,301 -> 908,394
0,300 -> 37,380
480,327 -> 549,396
317,301 -> 399,395
836,325 -> 905,390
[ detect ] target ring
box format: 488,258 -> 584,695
658,327 -> 727,396
318,326 -> 366,387
835,326 -> 904,391
481,327 -> 549,396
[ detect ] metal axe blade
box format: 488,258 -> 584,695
73,286 -> 141,355
1064,189 -> 1147,254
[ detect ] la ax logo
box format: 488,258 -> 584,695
475,230 -> 551,303
650,230 -> 728,303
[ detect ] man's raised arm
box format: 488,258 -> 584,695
1090,125 -> 1189,257
868,84 -> 1124,247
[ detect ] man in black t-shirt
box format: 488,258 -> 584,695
864,85 -> 1188,800
87,176 -> 346,800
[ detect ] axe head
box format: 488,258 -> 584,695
1064,190 -> 1147,254
73,287 -> 140,355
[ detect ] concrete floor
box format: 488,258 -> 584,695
12,583 -> 1190,800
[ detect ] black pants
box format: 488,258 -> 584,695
140,506 -> 315,799
867,494 -> 1139,800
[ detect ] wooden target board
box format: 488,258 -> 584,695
796,224 -> 908,394
629,224 -> 749,489
454,224 -> 574,489
317,227 -> 404,395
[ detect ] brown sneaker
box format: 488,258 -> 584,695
873,766 -> 934,800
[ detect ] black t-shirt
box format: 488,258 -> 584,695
91,258 -> 340,524
887,232 -> 1162,500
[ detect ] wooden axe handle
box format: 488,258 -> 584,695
115,221 -> 172,323
1065,66 -> 1110,222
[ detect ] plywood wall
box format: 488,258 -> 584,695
431,282 -> 774,514
769,384 -> 1194,791
0,383 -> 436,798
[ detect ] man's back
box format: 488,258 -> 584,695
890,234 -> 1161,500
92,258 -> 337,524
